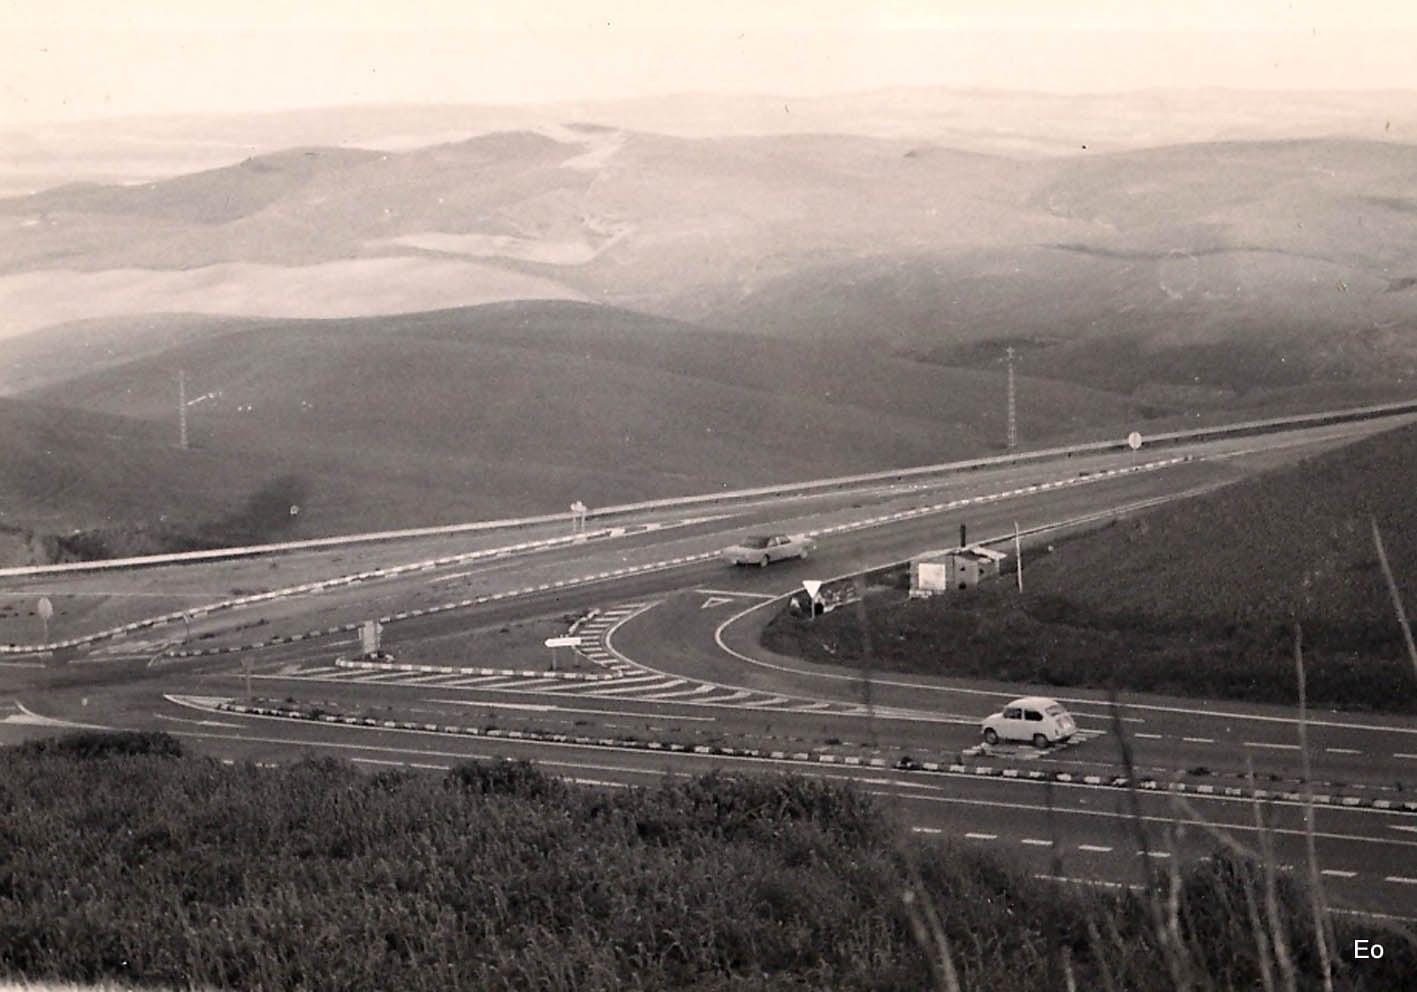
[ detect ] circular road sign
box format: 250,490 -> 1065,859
1127,431 -> 1143,451
37,597 -> 53,621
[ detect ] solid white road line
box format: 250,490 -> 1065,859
425,698 -> 717,722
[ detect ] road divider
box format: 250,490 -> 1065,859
180,695 -> 1417,815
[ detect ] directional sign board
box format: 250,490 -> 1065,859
1127,431 -> 1143,451
544,636 -> 583,649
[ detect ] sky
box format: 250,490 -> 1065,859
2,0 -> 1416,125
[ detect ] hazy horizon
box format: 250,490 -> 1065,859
5,1 -> 1417,129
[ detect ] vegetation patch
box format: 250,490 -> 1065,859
1,733 -> 1412,990
762,583 -> 1417,713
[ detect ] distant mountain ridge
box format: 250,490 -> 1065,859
4,128 -> 1415,398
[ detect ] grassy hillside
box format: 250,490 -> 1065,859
5,129 -> 1415,403
706,139 -> 1417,399
3,733 -> 1407,991
766,419 -> 1417,712
1,301 -> 1147,562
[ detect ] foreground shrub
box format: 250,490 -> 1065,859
1,743 -> 1413,990
15,730 -> 184,759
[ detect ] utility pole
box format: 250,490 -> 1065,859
177,370 -> 189,450
1005,346 -> 1018,451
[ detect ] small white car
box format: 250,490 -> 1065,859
720,533 -> 815,567
981,696 -> 1076,748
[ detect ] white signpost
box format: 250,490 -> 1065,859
1127,431 -> 1143,451
37,596 -> 53,645
544,635 -> 582,671
570,500 -> 589,537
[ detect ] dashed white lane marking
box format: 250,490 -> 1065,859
1245,741 -> 1300,751
1183,737 -> 1214,744
1079,844 -> 1113,853
1144,851 -> 1172,859
1021,838 -> 1053,847
1322,869 -> 1358,878
1134,733 -> 1164,739
1395,753 -> 1417,760
1384,876 -> 1417,885
1326,748 -> 1362,755
912,826 -> 944,835
965,832 -> 997,841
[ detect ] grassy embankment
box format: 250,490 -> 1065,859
764,422 -> 1417,713
2,731 -> 1414,991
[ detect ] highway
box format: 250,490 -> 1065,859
3,412 -> 1417,920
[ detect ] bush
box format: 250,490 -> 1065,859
16,731 -> 184,759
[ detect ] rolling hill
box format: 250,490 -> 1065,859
3,108 -> 1416,562
0,300 -> 1148,563
3,129 -> 1414,407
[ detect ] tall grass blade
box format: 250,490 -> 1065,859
1292,622 -> 1335,991
1372,516 -> 1417,684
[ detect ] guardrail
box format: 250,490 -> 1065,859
4,395 -> 1415,581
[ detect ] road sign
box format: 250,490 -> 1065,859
360,620 -> 383,657
802,580 -> 823,600
37,597 -> 53,621
544,636 -> 582,648
1127,431 -> 1143,451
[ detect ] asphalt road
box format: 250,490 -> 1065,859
4,416 -> 1417,920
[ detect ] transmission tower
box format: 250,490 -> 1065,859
1005,346 -> 1018,451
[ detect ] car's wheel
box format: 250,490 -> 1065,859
1032,733 -> 1049,749
758,555 -> 770,568
983,728 -> 999,746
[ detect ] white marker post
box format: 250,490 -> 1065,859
1014,521 -> 1023,594
1127,431 -> 1143,452
37,596 -> 53,645
570,500 -> 588,538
